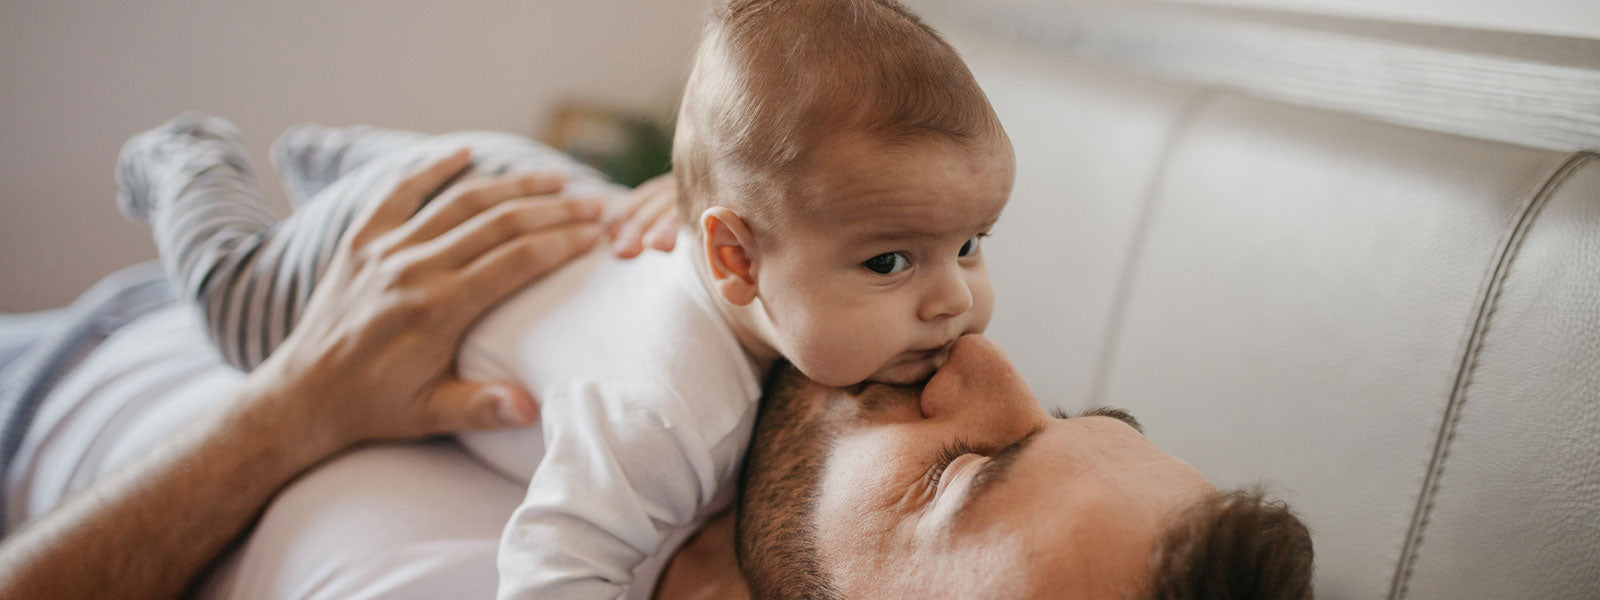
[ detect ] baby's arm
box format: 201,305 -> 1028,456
497,382 -> 723,599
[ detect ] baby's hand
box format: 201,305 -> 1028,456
608,172 -> 681,258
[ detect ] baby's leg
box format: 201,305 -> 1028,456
117,113 -> 330,370
121,116 -> 623,371
271,126 -> 617,205
426,131 -> 619,198
270,124 -> 427,208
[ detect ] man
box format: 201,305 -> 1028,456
731,335 -> 1315,598
170,336 -> 1312,599
0,166 -> 1313,598
0,153 -> 668,598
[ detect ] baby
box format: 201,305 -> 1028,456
117,0 -> 1013,597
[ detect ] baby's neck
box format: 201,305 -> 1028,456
686,243 -> 782,379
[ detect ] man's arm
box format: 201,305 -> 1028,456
0,150 -> 606,599
0,376 -> 347,598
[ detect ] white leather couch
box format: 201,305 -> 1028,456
950,11 -> 1600,600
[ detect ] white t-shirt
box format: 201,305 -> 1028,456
4,307 -> 526,599
5,234 -> 763,600
4,307 -> 243,530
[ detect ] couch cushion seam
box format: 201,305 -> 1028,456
1086,87 -> 1217,406
1388,150 -> 1597,600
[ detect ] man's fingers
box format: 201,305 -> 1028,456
450,223 -> 603,312
415,195 -> 604,270
352,149 -> 472,245
606,188 -> 647,239
610,190 -> 674,257
400,171 -> 566,245
607,172 -> 676,250
642,210 -> 681,252
611,236 -> 646,259
425,379 -> 539,433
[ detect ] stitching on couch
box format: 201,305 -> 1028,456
1086,87 -> 1217,406
1387,151 -> 1597,600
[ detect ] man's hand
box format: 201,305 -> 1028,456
0,149 -> 603,600
257,148 -> 605,451
608,171 -> 682,258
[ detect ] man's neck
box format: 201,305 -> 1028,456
653,510 -> 750,600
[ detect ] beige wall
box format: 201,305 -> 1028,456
0,0 -> 707,311
6,0 -> 1591,311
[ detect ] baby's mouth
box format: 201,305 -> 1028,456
894,342 -> 955,376
865,342 -> 957,386
904,340 -> 954,362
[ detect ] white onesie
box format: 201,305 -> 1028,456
457,232 -> 763,599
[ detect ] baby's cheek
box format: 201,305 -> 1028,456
793,313 -> 900,387
966,273 -> 997,334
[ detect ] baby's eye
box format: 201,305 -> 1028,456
863,252 -> 910,275
958,235 -> 982,257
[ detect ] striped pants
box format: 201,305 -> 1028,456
116,114 -> 618,371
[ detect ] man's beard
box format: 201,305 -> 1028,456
735,362 -> 845,600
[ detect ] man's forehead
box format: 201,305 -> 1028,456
955,408 -> 1145,513
941,423 -> 1185,597
955,414 -> 1174,531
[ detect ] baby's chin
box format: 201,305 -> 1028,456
863,353 -> 949,386
796,345 -> 954,388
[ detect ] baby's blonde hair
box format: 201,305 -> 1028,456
672,0 -> 1002,230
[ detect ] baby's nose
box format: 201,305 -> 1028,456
918,270 -> 974,322
918,334 -> 1035,418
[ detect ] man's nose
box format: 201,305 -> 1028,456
917,267 -> 974,322
919,334 -> 1036,419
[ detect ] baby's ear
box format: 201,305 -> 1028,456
700,207 -> 759,306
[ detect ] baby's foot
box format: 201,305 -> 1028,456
271,124 -> 428,208
269,122 -> 345,208
116,113 -> 252,223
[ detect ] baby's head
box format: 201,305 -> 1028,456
674,0 -> 1014,387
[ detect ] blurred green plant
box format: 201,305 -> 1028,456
548,106 -> 674,188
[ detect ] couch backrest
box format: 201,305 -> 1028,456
957,24 -> 1600,600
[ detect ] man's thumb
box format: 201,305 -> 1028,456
429,379 -> 539,432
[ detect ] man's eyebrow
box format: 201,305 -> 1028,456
957,425 -> 1045,515
1050,405 -> 1144,434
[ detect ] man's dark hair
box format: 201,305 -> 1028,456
1145,488 -> 1316,599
